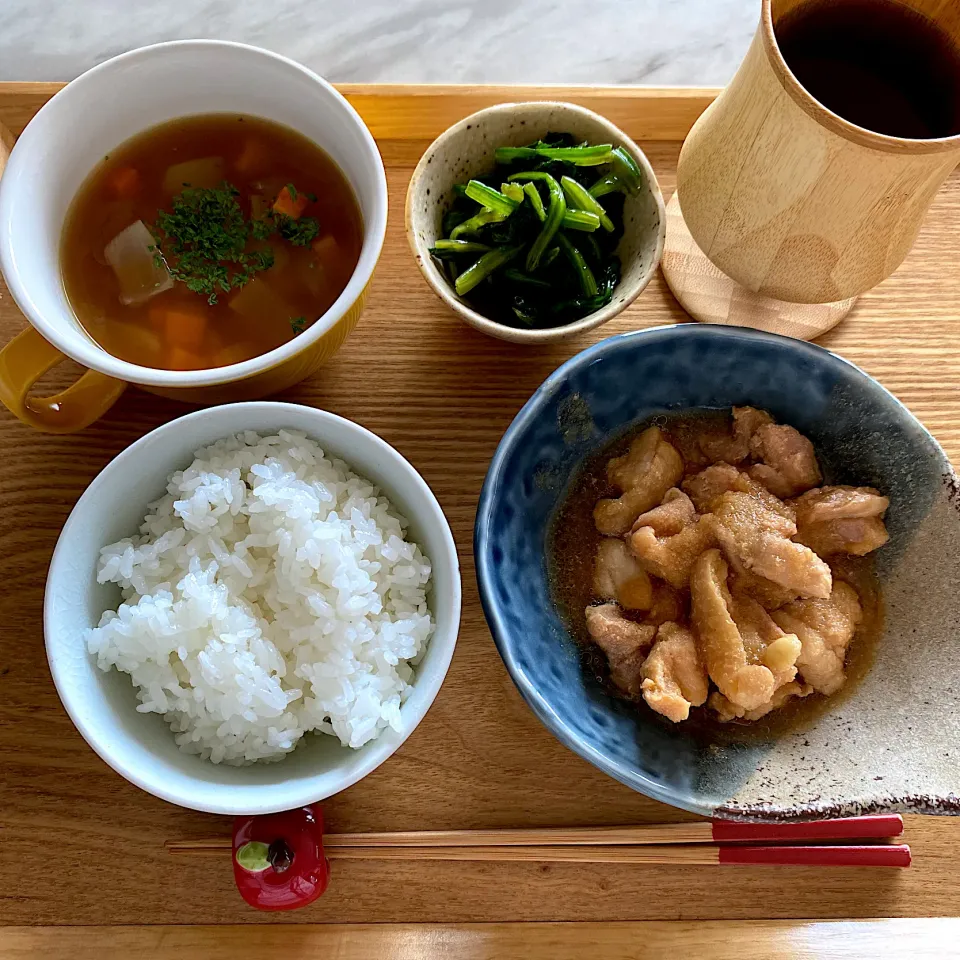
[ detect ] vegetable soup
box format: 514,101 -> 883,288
61,114 -> 363,370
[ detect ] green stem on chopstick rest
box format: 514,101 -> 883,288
560,176 -> 614,232
455,244 -> 523,296
507,172 -> 566,271
464,180 -> 519,216
557,234 -> 598,296
588,174 -> 623,199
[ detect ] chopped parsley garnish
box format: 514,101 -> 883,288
151,180 -> 320,304
276,213 -> 320,247
290,316 -> 307,334
251,217 -> 275,242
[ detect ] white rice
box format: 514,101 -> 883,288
85,429 -> 434,764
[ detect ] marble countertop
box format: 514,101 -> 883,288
0,0 -> 756,85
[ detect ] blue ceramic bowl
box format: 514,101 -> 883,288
475,324 -> 960,820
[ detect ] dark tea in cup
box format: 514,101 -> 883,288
775,0 -> 960,139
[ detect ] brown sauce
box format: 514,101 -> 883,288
547,410 -> 885,742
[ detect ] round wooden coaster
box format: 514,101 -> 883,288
660,192 -> 856,341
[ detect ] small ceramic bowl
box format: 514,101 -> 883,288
476,324 -> 960,820
44,402 -> 461,816
405,102 -> 665,344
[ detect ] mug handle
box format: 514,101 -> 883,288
0,326 -> 127,433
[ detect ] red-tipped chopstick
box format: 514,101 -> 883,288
717,844 -> 911,868
169,840 -> 910,868
167,815 -> 908,868
709,814 -> 903,844
321,843 -> 911,868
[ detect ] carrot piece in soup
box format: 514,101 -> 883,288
273,185 -> 309,218
213,342 -> 257,367
149,304 -> 208,350
107,166 -> 141,200
167,346 -> 203,370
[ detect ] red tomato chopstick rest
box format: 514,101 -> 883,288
232,805 -> 330,910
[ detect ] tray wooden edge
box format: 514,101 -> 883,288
5,919 -> 958,958
0,82 -> 719,142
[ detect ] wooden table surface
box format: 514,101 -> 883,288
0,84 -> 958,955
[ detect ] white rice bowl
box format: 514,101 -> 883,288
85,429 -> 435,764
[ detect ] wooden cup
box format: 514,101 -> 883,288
676,0 -> 960,305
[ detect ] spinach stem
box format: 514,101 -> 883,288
557,234 -> 598,296
501,182 -> 526,205
507,171 -> 566,271
560,175 -> 615,232
610,147 -> 643,194
450,208 -> 510,240
432,239 -> 492,254
495,143 -> 614,166
523,182 -> 546,222
504,268 -> 552,289
464,180 -> 518,216
561,210 -> 602,232
588,174 -> 622,199
455,244 -> 523,295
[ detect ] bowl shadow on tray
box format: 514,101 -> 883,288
477,325 -> 960,821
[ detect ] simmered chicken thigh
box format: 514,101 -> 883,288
708,681 -> 814,722
569,407 -> 887,726
712,491 -> 832,599
792,485 -> 890,557
640,622 -> 709,722
690,549 -> 783,711
594,428 -> 684,535
633,488 -> 697,537
629,515 -> 717,589
683,463 -> 758,513
594,538 -> 653,611
772,582 -> 863,695
725,549 -> 801,611
584,604 -> 657,696
748,423 -> 822,499
699,406 -> 775,465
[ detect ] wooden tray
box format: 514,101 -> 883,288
2,84 -> 959,947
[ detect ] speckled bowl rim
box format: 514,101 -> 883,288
474,323 -> 953,817
404,101 -> 666,344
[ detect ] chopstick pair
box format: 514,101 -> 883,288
167,814 -> 911,868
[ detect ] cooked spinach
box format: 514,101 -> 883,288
428,132 -> 637,329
